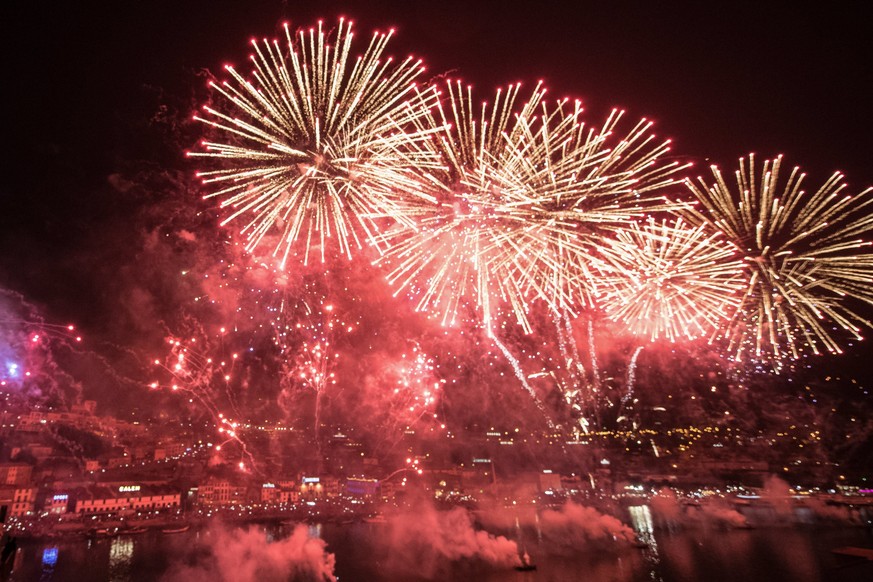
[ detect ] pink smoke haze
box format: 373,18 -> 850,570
381,505 -> 521,577
539,502 -> 636,549
162,524 -> 336,582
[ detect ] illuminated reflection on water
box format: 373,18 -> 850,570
40,546 -> 58,582
629,504 -> 663,581
108,536 -> 134,582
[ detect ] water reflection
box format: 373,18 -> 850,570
41,548 -> 58,568
629,505 -> 664,582
709,529 -> 755,579
40,547 -> 58,582
765,529 -> 817,582
108,536 -> 133,582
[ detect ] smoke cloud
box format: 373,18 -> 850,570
539,501 -> 636,550
649,487 -> 683,527
651,488 -> 748,528
759,475 -> 796,521
162,524 -> 336,582
380,504 -> 521,578
695,501 -> 748,528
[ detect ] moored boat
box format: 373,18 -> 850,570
515,550 -> 537,571
120,527 -> 148,535
362,514 -> 387,524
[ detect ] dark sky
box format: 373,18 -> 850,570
1,0 -> 872,326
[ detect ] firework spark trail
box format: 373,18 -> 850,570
551,308 -> 593,430
489,330 -> 554,429
621,345 -> 645,409
597,217 -> 746,342
150,335 -> 256,471
0,291 -> 89,405
0,320 -> 83,344
684,154 -> 873,365
191,19 -> 440,265
587,318 -> 601,390
562,310 -> 587,380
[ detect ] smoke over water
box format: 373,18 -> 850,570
650,487 -> 749,529
539,502 -> 636,550
379,504 -> 521,578
162,524 -> 336,582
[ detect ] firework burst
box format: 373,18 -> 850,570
684,154 -> 873,363
377,80 -> 689,332
597,217 -> 746,342
367,343 -> 444,452
191,18 -> 439,265
375,81 -> 549,332
497,107 -> 691,313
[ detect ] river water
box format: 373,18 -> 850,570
4,509 -> 873,581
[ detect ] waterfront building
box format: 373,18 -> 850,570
74,484 -> 181,515
345,477 -> 380,497
0,486 -> 36,519
196,478 -> 248,507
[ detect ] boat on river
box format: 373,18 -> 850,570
515,549 -> 537,571
362,514 -> 387,524
120,527 -> 148,535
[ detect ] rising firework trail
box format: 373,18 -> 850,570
587,319 -> 602,391
619,345 -> 645,417
489,330 -> 554,428
191,19 -> 439,265
553,309 -> 589,422
684,154 -> 873,365
284,301 -> 340,447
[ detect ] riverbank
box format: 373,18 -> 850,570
5,490 -> 872,543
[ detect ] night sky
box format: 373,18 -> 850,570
2,0 -> 872,341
